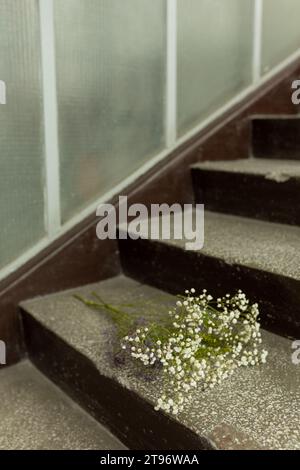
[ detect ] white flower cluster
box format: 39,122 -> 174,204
121,289 -> 268,415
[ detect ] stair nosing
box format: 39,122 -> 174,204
120,210 -> 300,282
191,158 -> 300,179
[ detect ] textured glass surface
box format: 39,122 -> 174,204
177,0 -> 253,136
54,0 -> 166,221
0,0 -> 45,269
262,0 -> 300,73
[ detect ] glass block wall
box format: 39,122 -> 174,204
0,0 -> 300,274
177,0 -> 253,135
54,0 -> 166,221
262,0 -> 300,74
0,0 -> 45,269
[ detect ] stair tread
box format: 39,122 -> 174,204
21,275 -> 300,450
192,158 -> 300,179
0,360 -> 126,450
124,210 -> 300,281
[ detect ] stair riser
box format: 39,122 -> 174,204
22,311 -> 212,451
192,169 -> 300,226
119,237 -> 300,339
252,118 -> 300,160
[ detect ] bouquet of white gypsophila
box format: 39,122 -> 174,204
76,288 -> 268,416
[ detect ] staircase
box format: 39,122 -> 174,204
6,115 -> 300,450
0,360 -> 126,450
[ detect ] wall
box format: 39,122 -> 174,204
0,0 -> 300,279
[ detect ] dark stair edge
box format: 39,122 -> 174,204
191,166 -> 300,226
21,310 -> 214,451
251,117 -> 300,160
118,237 -> 300,340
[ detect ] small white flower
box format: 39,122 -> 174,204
120,286 -> 266,416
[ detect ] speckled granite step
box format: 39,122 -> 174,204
21,275 -> 300,450
191,158 -> 300,225
0,360 -> 126,450
119,210 -> 300,338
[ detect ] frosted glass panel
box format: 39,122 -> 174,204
54,0 -> 166,221
177,0 -> 253,135
0,0 -> 45,269
262,0 -> 300,73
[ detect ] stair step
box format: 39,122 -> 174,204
252,117 -> 300,160
119,211 -> 300,338
191,158 -> 300,225
20,275 -> 300,450
0,360 -> 126,450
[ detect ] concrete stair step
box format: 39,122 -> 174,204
21,275 -> 300,450
191,158 -> 300,225
252,117 -> 300,160
0,360 -> 126,450
119,210 -> 300,338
